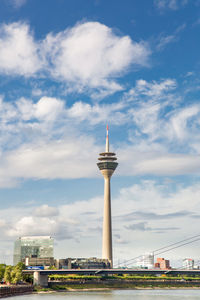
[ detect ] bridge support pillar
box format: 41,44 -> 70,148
33,271 -> 48,287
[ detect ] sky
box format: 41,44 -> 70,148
1,0 -> 200,267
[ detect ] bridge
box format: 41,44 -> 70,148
23,268 -> 200,287
21,233 -> 200,287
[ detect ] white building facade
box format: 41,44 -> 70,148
182,258 -> 194,270
136,253 -> 154,269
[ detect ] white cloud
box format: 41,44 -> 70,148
2,179 -> 200,263
124,79 -> 177,142
129,102 -> 200,144
0,21 -> 150,97
5,215 -> 73,242
0,96 -> 98,185
34,204 -> 59,217
169,105 -> 200,140
0,95 -> 126,185
118,100 -> 200,175
2,137 -> 98,180
126,78 -> 176,100
131,153 -> 200,176
0,84 -> 200,185
118,143 -> 200,176
15,96 -> 65,122
34,97 -> 64,121
0,77 -> 200,185
112,180 -> 200,261
154,0 -> 188,11
2,136 -> 200,184
156,24 -> 186,51
0,22 -> 41,76
157,34 -> 176,50
0,176 -> 19,188
0,219 -> 6,228
10,0 -> 27,8
67,100 -> 127,125
43,22 -> 150,97
124,79 -> 200,151
129,101 -> 161,141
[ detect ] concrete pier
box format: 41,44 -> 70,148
33,271 -> 48,287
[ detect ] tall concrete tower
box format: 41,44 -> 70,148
97,126 -> 118,268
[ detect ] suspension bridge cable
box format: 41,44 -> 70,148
152,233 -> 200,253
114,233 -> 200,267
155,237 -> 200,257
123,237 -> 200,268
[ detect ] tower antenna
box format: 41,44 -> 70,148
106,124 -> 109,152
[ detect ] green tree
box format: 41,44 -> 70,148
11,262 -> 25,284
12,269 -> 22,284
48,265 -> 57,270
4,266 -> 13,285
0,264 -> 6,281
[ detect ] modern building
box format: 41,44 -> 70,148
13,236 -> 54,265
182,258 -> 194,270
55,257 -> 110,269
97,126 -> 118,268
154,257 -> 171,270
136,253 -> 154,269
25,256 -> 55,268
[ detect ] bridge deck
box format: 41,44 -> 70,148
23,269 -> 200,276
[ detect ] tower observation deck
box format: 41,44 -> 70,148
97,126 -> 118,267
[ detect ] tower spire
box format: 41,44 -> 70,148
106,124 -> 109,152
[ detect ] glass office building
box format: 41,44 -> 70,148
13,236 -> 54,265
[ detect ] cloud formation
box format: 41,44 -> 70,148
9,0 -> 27,8
125,78 -> 176,100
0,23 -> 41,76
0,76 -> 200,186
125,221 -> 179,232
1,179 -> 200,263
34,205 -> 59,217
154,0 -> 188,11
43,22 -> 150,96
0,21 -> 150,97
156,24 -> 186,51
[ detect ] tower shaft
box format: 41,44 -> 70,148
97,126 -> 118,268
102,176 -> 112,266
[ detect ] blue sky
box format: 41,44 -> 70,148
1,0 -> 200,266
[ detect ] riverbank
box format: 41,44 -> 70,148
34,287 -> 200,294
0,285 -> 33,298
34,285 -> 200,294
45,280 -> 200,291
1,280 -> 200,298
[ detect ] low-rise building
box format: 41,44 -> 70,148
136,253 -> 154,269
182,258 -> 194,270
24,256 -> 55,268
55,257 -> 110,269
154,257 -> 171,270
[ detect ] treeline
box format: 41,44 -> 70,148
49,273 -> 200,281
0,262 -> 28,284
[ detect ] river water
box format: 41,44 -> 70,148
7,290 -> 200,299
